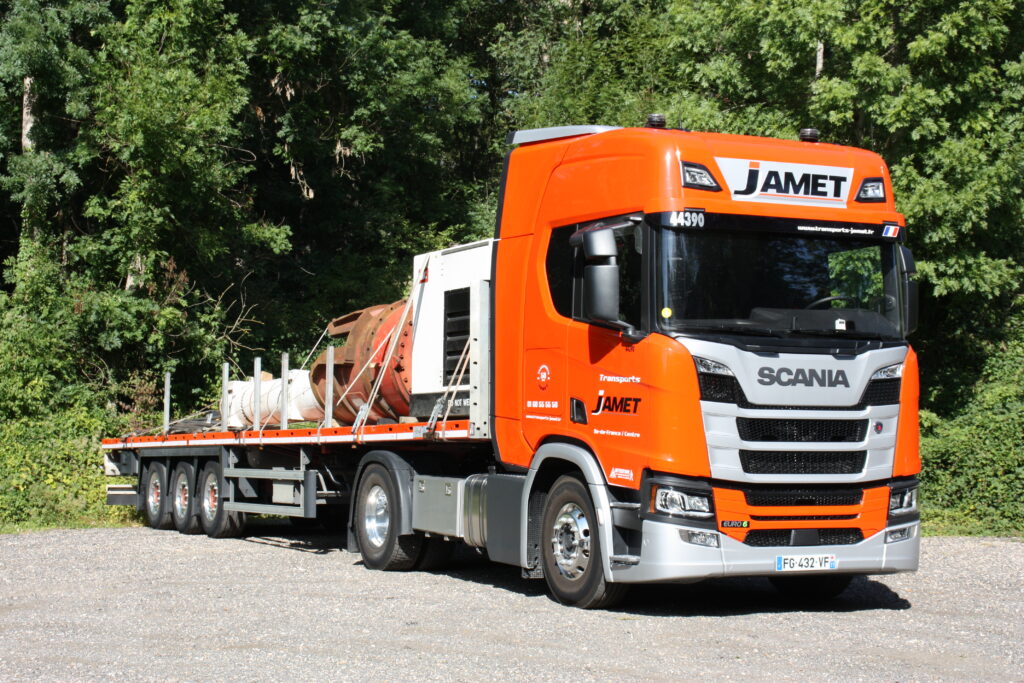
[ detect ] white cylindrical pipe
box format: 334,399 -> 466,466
224,370 -> 323,429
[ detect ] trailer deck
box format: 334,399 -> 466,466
101,419 -> 477,451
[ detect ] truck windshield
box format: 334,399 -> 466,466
657,226 -> 905,340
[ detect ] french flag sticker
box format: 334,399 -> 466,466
882,225 -> 901,238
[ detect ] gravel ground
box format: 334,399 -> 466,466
0,525 -> 1020,682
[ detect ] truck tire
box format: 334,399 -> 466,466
541,474 -> 628,609
171,462 -> 201,534
198,462 -> 245,538
770,574 -> 853,601
354,464 -> 422,571
143,461 -> 174,530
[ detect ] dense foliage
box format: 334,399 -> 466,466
0,0 -> 1020,532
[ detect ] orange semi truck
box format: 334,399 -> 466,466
103,119 -> 921,608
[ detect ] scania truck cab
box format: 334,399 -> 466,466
491,123 -> 919,604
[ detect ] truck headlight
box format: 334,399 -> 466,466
654,486 -> 713,518
693,356 -> 733,376
871,362 -> 904,380
889,486 -> 918,515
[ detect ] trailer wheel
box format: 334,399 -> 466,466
198,462 -> 245,538
541,474 -> 628,609
171,462 -> 201,534
355,464 -> 422,570
143,462 -> 174,530
770,574 -> 853,601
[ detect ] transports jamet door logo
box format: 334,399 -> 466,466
714,157 -> 854,208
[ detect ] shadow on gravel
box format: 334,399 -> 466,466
232,522 -> 911,615
237,519 -> 346,555
616,576 -> 911,616
428,557 -> 911,615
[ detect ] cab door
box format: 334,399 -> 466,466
519,226 -> 570,454
563,217 -> 652,488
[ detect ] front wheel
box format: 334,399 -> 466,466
541,474 -> 628,609
354,464 -> 422,570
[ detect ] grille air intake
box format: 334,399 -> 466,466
442,288 -> 471,384
737,418 -> 867,443
739,450 -> 867,474
743,528 -> 864,546
742,487 -> 864,507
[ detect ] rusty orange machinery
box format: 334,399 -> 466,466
309,300 -> 414,424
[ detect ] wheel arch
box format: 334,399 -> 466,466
521,441 -> 614,582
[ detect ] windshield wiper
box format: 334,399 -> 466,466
784,328 -> 892,340
674,323 -> 783,337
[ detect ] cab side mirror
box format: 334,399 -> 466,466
572,226 -> 645,342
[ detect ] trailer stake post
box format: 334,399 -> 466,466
322,345 -> 334,431
220,362 -> 229,431
280,352 -> 289,430
163,371 -> 171,435
253,356 -> 262,431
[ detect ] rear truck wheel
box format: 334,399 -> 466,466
541,474 -> 628,609
143,462 -> 173,530
171,462 -> 202,534
198,462 -> 246,538
770,574 -> 854,601
354,464 -> 422,571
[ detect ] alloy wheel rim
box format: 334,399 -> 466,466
550,502 -> 591,580
363,484 -> 390,548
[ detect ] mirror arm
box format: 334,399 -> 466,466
603,319 -> 648,344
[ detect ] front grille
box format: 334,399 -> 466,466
742,487 -> 864,506
699,374 -> 901,410
739,450 -> 867,474
743,528 -> 864,546
698,373 -> 741,402
820,528 -> 865,545
860,378 -> 901,405
737,418 -> 867,443
743,530 -> 791,546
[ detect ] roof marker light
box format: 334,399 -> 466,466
856,177 -> 886,203
681,162 -> 722,192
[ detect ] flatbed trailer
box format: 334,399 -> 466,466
103,421 -> 475,514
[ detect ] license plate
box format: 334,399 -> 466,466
775,554 -> 837,572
